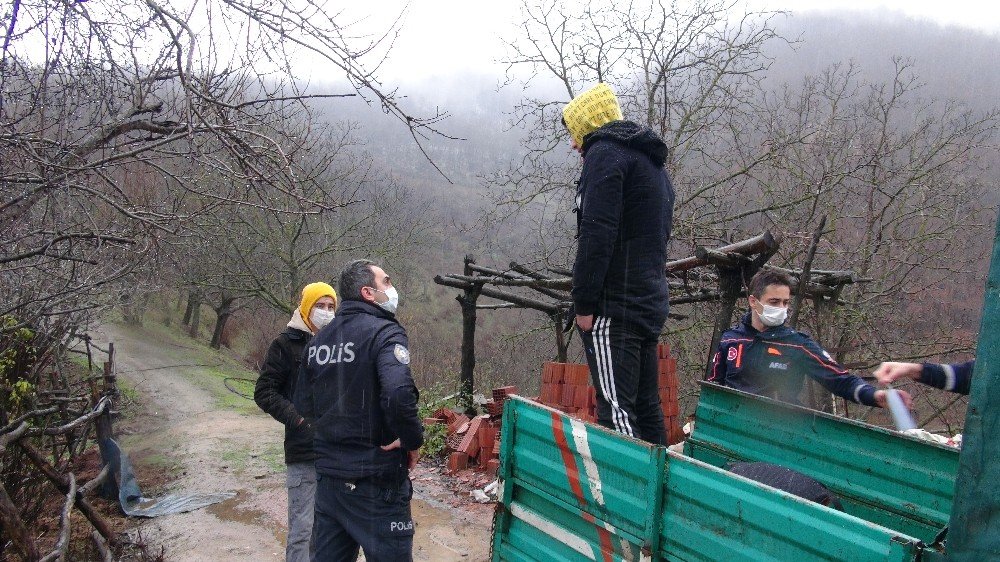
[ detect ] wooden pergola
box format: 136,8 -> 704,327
434,229 -> 866,407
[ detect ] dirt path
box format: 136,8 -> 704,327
94,323 -> 492,561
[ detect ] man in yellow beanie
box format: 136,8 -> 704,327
564,83 -> 675,446
254,282 -> 337,562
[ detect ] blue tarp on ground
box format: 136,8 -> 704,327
99,438 -> 234,518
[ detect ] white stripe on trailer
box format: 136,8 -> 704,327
570,418 -> 606,506
510,503 -> 596,560
571,417 -> 637,557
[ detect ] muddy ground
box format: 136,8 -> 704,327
95,323 -> 493,561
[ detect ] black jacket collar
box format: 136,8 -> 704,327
338,299 -> 398,322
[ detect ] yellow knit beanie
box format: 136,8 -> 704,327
299,282 -> 338,333
562,83 -> 624,148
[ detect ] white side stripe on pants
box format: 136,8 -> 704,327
593,316 -> 634,437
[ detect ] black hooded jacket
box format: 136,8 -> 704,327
573,120 -> 674,337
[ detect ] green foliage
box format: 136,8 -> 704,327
0,314 -> 40,413
418,382 -> 460,459
421,422 -> 449,460
10,379 -> 34,408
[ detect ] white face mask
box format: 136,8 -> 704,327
373,286 -> 399,314
309,308 -> 336,331
754,301 -> 788,327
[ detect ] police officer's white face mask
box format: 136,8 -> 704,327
373,286 -> 399,314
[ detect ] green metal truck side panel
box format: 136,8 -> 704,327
495,484 -> 647,561
492,397 -> 666,562
946,211 -> 1000,559
686,383 -> 958,542
659,452 -> 922,561
493,396 -> 925,561
498,397 -> 666,539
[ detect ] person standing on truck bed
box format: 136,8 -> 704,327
563,82 -> 675,445
254,281 -> 338,562
709,269 -> 912,410
874,359 -> 975,395
295,259 -> 423,562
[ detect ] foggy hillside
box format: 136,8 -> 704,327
345,10 -> 1000,197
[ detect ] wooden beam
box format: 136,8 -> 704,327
446,274 -> 571,290
695,248 -> 753,268
668,230 -> 780,274
459,256 -> 480,416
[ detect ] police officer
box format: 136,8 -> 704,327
295,259 -> 423,562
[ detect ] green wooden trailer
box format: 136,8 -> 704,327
490,213 -> 999,561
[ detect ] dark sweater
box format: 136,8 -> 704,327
572,120 -> 675,338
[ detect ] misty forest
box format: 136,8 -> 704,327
2,0 -> 997,559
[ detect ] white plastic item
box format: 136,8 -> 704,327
886,389 -> 917,431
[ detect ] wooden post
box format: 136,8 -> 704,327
96,344 -> 114,445
703,239 -> 781,379
789,215 -> 827,329
458,256 -> 481,416
552,312 -> 568,363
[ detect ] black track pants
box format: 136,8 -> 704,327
579,316 -> 667,446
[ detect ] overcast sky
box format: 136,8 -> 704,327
362,0 -> 1000,84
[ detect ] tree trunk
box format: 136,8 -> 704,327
122,305 -> 143,326
809,298 -> 835,413
705,269 -> 743,379
183,291 -> 197,326
789,215 -> 827,329
459,256 -> 480,416
553,313 -> 568,363
210,298 -> 235,349
188,295 -> 201,338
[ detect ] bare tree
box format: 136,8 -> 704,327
743,60 -> 997,417
1,0 -> 449,334
177,121 -> 431,347
485,1 -> 997,424
1,0 -> 448,553
488,0 -> 789,258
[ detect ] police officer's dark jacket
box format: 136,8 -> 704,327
294,300 -> 423,480
254,325 -> 315,464
708,313 -> 879,407
573,120 -> 674,338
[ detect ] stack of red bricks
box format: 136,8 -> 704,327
538,363 -> 597,422
536,344 -> 685,444
426,385 -> 519,476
